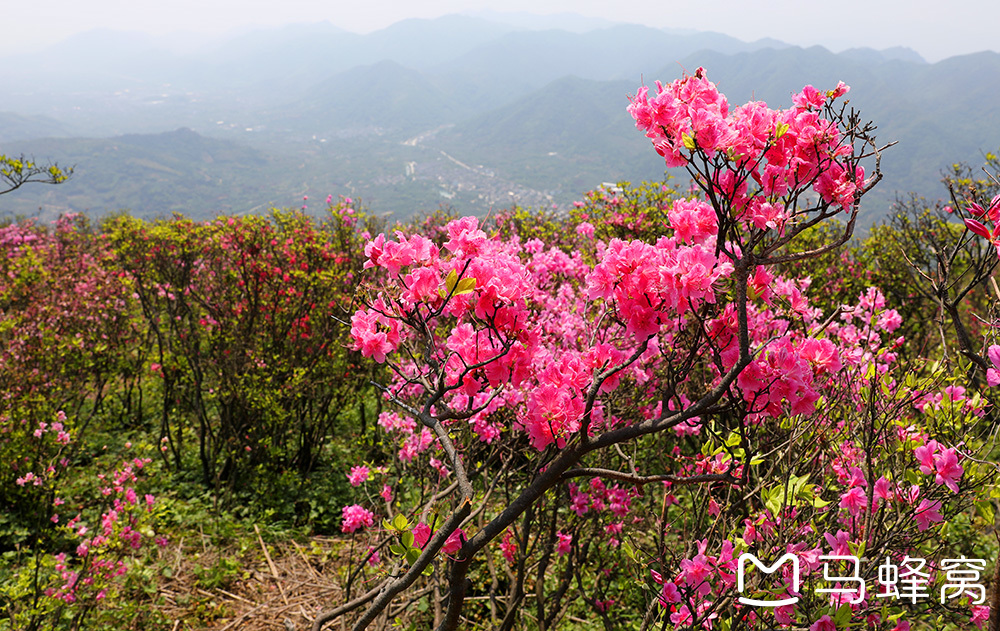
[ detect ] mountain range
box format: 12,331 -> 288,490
0,13 -> 997,229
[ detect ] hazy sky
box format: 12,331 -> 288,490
3,0 -> 996,62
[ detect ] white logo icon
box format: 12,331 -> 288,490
737,552 -> 800,607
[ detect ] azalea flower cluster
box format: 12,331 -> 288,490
962,193 -> 1000,257
332,72 -> 995,631
48,457 -> 159,605
628,69 -> 863,229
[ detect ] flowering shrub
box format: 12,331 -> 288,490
0,412 -> 162,630
0,214 -> 139,548
0,200 -> 386,627
322,70 -> 999,631
104,201 -> 384,519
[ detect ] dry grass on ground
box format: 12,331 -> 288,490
153,526 -> 352,631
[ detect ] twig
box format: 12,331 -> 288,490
292,540 -> 321,579
216,587 -> 255,605
218,604 -> 265,631
255,523 -> 289,606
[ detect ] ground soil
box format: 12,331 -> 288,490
154,529 -> 351,631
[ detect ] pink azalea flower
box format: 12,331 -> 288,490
659,582 -> 681,605
347,465 -> 369,487
411,523 -> 431,548
914,499 -> 943,531
839,487 -> 867,516
873,477 -> 892,503
670,605 -> 694,627
341,504 -> 375,534
774,605 -> 796,625
500,530 -> 517,564
914,441 -> 937,475
810,614 -> 836,631
987,345 -> 1000,386
933,448 -> 963,493
679,553 -> 713,595
442,528 -> 465,555
824,530 -> 851,556
556,532 -> 572,556
971,605 -> 990,629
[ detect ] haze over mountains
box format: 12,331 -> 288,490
1,13 -> 998,227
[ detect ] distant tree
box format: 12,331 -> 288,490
0,153 -> 72,195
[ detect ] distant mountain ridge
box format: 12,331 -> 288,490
0,14 -> 992,225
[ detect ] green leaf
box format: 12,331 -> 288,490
454,277 -> 476,295
681,132 -> 696,151
788,473 -> 811,499
389,544 -> 404,556
976,500 -> 996,525
622,540 -> 636,562
382,518 -> 395,531
405,547 -> 421,565
834,603 -> 852,627
401,531 -> 414,549
763,486 -> 783,516
392,514 -> 409,531
444,269 -> 458,293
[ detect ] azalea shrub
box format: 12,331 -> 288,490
0,199 -> 388,628
104,200 -> 384,522
325,69 -> 1000,631
0,214 -> 141,549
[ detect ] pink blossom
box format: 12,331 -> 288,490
500,530 -> 517,564
556,531 -> 572,556
659,582 -> 681,605
824,530 -> 851,556
987,345 -> 1000,386
839,487 -> 866,516
341,504 -> 375,533
679,553 -> 713,595
971,606 -> 990,629
914,499 -> 943,531
774,605 -> 796,625
934,448 -> 963,493
670,605 -> 694,627
914,441 -> 937,475
810,615 -> 836,631
442,528 -> 465,555
411,523 -> 431,548
873,477 -> 892,503
347,465 -> 369,487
